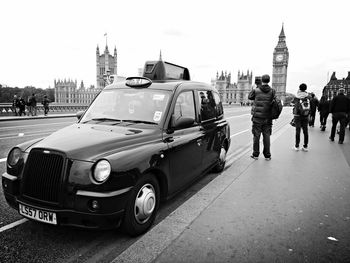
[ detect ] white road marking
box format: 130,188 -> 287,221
0,158 -> 6,163
0,218 -> 28,233
226,113 -> 250,119
0,131 -> 54,140
230,129 -> 249,138
0,121 -> 73,131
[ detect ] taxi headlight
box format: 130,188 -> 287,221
7,147 -> 22,167
93,160 -> 111,183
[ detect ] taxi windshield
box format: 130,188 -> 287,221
80,89 -> 171,125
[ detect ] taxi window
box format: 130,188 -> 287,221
213,92 -> 224,117
198,91 -> 216,121
173,91 -> 195,121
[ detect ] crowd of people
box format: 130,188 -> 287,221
248,75 -> 350,160
11,93 -> 50,116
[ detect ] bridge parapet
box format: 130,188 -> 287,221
0,103 -> 89,116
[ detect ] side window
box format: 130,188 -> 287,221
213,92 -> 224,117
173,91 -> 196,122
198,90 -> 216,121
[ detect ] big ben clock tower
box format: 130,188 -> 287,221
272,24 -> 289,102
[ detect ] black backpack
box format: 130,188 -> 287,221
297,98 -> 310,116
270,90 -> 283,119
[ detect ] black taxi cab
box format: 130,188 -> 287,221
2,60 -> 231,236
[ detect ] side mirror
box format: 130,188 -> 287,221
76,110 -> 85,120
173,116 -> 195,129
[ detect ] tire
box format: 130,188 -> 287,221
212,145 -> 227,173
122,174 -> 160,236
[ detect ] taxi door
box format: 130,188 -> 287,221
197,90 -> 221,166
164,91 -> 204,194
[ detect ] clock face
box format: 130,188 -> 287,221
276,54 -> 283,62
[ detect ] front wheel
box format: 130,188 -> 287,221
122,174 -> 160,236
212,145 -> 227,173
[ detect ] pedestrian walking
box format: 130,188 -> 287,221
308,92 -> 319,127
27,93 -> 37,116
329,88 -> 350,144
318,95 -> 330,131
12,95 -> 20,116
42,95 -> 50,116
248,74 -> 274,161
18,96 -> 26,116
293,83 -> 311,151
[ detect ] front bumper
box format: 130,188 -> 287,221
2,172 -> 132,229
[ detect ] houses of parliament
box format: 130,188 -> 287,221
54,45 -> 118,105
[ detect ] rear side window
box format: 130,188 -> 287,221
213,92 -> 224,117
198,91 -> 216,121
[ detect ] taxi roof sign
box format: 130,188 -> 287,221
143,60 -> 190,81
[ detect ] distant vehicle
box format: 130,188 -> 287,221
2,59 -> 231,236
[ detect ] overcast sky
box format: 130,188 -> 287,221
1,0 -> 349,97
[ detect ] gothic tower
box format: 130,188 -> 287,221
272,24 -> 289,102
96,45 -> 118,89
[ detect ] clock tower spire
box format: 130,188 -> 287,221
272,23 -> 289,102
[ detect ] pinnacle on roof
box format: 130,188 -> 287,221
330,72 -> 337,80
279,23 -> 285,38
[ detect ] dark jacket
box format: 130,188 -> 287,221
310,97 -> 319,113
19,98 -> 26,110
42,97 -> 50,107
330,94 -> 350,114
12,98 -> 19,107
318,99 -> 330,115
248,84 -> 273,119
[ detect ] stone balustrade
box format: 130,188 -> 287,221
0,103 -> 89,116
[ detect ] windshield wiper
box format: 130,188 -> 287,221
121,119 -> 157,125
82,118 -> 122,124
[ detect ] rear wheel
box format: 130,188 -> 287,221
122,174 -> 160,236
212,145 -> 227,173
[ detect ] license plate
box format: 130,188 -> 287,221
19,203 -> 57,225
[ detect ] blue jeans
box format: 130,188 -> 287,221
252,118 -> 272,158
294,116 -> 309,148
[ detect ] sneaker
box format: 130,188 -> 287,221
293,146 -> 300,151
302,147 -> 308,152
338,141 -> 343,144
329,137 -> 334,142
265,157 -> 271,161
250,155 -> 258,160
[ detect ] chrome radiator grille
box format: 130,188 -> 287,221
22,149 -> 64,204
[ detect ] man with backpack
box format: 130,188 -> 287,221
248,74 -> 274,161
292,83 -> 311,151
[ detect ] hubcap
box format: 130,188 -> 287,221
134,183 -> 156,224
